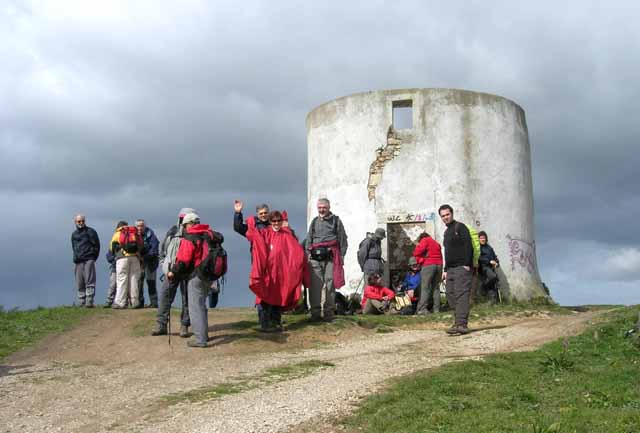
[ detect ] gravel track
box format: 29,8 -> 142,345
0,309 -> 602,433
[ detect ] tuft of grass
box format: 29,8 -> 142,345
0,306 -> 104,359
339,306 -> 640,433
160,359 -> 335,406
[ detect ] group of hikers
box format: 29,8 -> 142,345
70,198 -> 501,347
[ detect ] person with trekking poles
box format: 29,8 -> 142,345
439,204 -> 474,335
305,197 -> 348,322
71,214 -> 100,308
169,212 -> 225,348
151,208 -> 195,338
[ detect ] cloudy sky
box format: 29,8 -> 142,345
1,1 -> 638,309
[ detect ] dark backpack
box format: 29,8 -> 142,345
185,231 -> 227,281
118,226 -> 142,254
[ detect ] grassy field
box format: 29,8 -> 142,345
0,306 -> 103,359
340,305 -> 640,433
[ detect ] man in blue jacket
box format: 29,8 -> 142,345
136,219 -> 160,308
71,214 -> 100,307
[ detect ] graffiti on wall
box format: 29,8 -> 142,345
384,212 -> 435,223
506,235 -> 537,274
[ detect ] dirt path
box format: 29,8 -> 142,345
0,308 -> 604,433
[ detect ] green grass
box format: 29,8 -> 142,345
339,306 -> 640,433
0,306 -> 104,359
160,359 -> 334,405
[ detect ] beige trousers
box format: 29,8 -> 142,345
115,256 -> 142,307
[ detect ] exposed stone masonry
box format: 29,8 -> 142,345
367,126 -> 402,201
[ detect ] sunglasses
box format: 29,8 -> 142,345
76,220 -> 85,223
271,219 -> 282,223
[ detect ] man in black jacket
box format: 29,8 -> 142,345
233,200 -> 276,331
71,214 -> 100,307
478,231 -> 500,304
439,204 -> 473,335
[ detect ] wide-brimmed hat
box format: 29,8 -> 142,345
374,228 -> 386,239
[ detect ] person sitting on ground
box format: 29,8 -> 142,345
399,257 -> 422,314
104,221 -> 127,308
357,228 -> 386,277
478,231 -> 500,304
169,212 -> 224,348
361,273 -> 395,315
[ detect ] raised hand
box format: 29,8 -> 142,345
234,200 -> 243,213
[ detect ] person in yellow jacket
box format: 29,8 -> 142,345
109,221 -> 143,309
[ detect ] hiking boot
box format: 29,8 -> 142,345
446,325 -> 470,335
151,324 -> 167,336
85,304 -> 95,309
132,303 -> 143,309
322,315 -> 335,323
187,340 -> 207,348
446,325 -> 460,335
103,303 -> 112,309
179,325 -> 190,338
111,304 -> 125,310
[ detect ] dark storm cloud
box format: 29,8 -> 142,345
1,1 -> 639,308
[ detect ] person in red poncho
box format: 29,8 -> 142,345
246,210 -> 305,332
361,273 -> 395,315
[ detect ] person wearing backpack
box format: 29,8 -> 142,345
169,213 -> 225,348
305,197 -> 348,322
413,232 -> 443,315
71,214 -> 100,307
152,208 -> 195,338
104,221 -> 127,308
135,219 -> 160,308
109,221 -> 143,309
439,204 -> 474,335
357,228 -> 386,277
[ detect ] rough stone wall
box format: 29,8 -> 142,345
367,126 -> 401,201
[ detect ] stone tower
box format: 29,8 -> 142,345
306,88 -> 549,301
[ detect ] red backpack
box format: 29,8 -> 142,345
118,226 -> 143,254
184,231 -> 227,281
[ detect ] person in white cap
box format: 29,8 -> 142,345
151,208 -> 195,337
170,212 -> 224,348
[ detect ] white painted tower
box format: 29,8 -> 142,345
306,88 -> 548,301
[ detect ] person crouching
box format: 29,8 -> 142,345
361,273 -> 395,315
167,213 -> 223,348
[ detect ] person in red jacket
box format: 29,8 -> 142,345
413,232 -> 444,314
361,273 -> 395,315
168,213 -> 223,348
